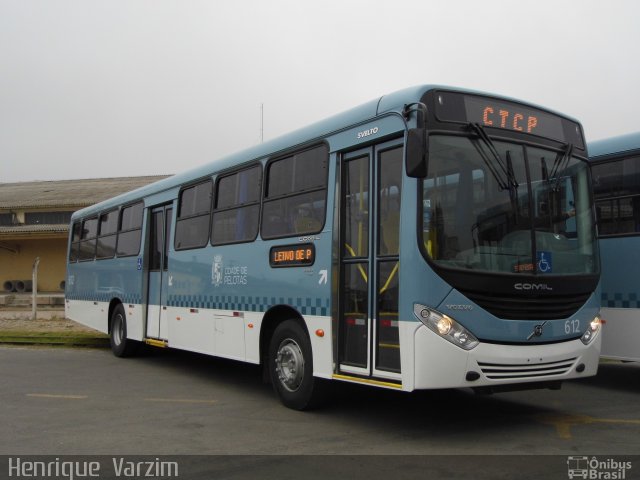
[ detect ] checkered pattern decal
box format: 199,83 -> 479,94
168,295 -> 330,317
66,291 -> 142,304
602,292 -> 640,308
68,292 -> 330,316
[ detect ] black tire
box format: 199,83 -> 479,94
110,303 -> 139,358
268,319 -> 325,410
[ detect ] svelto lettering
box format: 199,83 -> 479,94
357,127 -> 379,139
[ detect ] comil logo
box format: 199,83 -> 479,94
514,282 -> 553,291
567,456 -> 632,479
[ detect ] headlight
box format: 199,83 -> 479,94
414,304 -> 479,350
581,315 -> 602,345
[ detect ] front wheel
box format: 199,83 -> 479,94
110,304 -> 139,358
268,320 -> 325,410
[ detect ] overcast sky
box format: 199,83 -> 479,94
1,0 -> 639,183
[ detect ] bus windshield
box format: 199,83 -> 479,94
421,134 -> 599,276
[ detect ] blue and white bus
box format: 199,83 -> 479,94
66,85 -> 602,409
589,132 -> 640,362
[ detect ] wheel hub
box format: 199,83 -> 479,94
275,339 -> 305,392
113,314 -> 124,346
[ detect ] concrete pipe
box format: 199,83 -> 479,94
15,280 -> 33,293
3,280 -> 16,292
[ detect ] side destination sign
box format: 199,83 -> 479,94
270,243 -> 316,268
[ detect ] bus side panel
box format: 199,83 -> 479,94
66,299 -> 109,334
166,306 -> 215,356
305,315 -> 333,379
599,236 -> 640,361
124,303 -> 144,341
166,237 -> 333,372
65,257 -> 145,337
600,308 -> 640,361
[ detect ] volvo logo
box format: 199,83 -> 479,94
527,321 -> 548,340
514,283 -> 553,291
445,304 -> 473,311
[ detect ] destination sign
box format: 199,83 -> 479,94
434,91 -> 584,147
270,243 -> 315,268
464,95 -> 563,139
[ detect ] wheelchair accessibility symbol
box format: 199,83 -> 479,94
537,251 -> 552,273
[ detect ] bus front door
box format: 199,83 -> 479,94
146,204 -> 172,341
338,141 -> 403,381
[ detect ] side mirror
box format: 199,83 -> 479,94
403,102 -> 429,178
406,127 -> 428,178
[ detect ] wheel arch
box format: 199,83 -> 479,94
259,304 -> 308,367
107,297 -> 123,334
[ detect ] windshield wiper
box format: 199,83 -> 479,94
549,142 -> 574,192
468,123 -> 519,190
506,150 -> 520,222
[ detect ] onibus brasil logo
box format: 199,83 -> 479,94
567,456 -> 632,479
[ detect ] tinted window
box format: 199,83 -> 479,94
179,181 -> 212,217
175,180 -> 212,250
593,156 -> 640,236
261,145 -> 328,239
117,202 -> 144,256
120,203 -> 143,231
99,210 -> 118,235
78,217 -> 98,261
69,221 -> 82,262
212,165 -> 262,245
96,210 -> 118,259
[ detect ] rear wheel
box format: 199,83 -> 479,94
110,304 -> 139,357
268,320 -> 325,410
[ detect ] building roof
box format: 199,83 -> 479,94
0,224 -> 68,234
0,176 -> 171,210
0,224 -> 69,239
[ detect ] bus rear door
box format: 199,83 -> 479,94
146,204 -> 172,341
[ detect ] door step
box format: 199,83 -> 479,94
145,338 -> 168,348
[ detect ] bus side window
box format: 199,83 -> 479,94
212,165 -> 261,245
69,221 -> 82,262
261,145 -> 328,239
593,156 -> 640,236
96,209 -> 118,259
174,180 -> 212,250
116,202 -> 144,257
78,217 -> 98,261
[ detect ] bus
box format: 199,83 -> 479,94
65,85 -> 602,410
589,132 -> 640,362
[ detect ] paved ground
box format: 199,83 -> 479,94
2,318 -> 638,478
1,345 -> 639,457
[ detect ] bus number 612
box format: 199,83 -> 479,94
565,319 -> 580,334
